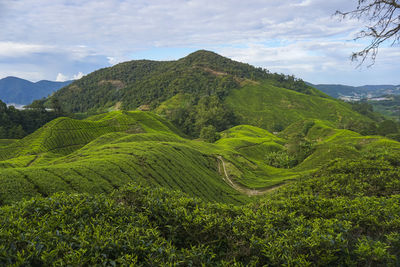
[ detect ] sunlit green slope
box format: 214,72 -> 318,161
0,111 -> 182,161
0,111 -> 397,206
225,81 -> 371,131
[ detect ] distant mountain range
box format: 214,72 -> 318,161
309,83 -> 400,100
0,76 -> 72,105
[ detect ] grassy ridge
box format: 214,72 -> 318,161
0,111 -> 398,206
1,111 -> 400,266
225,81 -> 371,131
0,111 -> 252,204
0,140 -> 249,205
0,111 -> 182,161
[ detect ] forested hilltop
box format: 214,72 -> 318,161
42,50 -> 376,137
48,50 -> 320,112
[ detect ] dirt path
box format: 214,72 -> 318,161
217,156 -> 285,196
26,155 -> 39,167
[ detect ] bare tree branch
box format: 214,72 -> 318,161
336,0 -> 400,66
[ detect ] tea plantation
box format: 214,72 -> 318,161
0,110 -> 399,265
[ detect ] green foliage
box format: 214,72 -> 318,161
286,134 -> 315,165
225,81 -> 372,132
157,94 -> 237,137
378,120 -> 399,136
274,148 -> 400,199
0,183 -> 399,265
0,99 -> 59,139
200,125 -> 220,142
194,95 -> 237,134
0,107 -> 399,265
264,150 -> 296,168
349,101 -> 384,123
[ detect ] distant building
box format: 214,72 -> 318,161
338,95 -> 361,102
138,105 -> 150,111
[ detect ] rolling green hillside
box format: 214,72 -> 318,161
0,111 -> 252,205
1,110 -> 399,264
0,110 -> 396,207
40,50 -> 374,138
2,52 -> 399,265
225,81 -> 370,131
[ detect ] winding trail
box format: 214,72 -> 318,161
26,155 -> 39,167
216,156 -> 286,196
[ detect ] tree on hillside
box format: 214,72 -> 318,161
377,119 -> 398,135
51,98 -> 63,115
200,125 -> 220,143
337,0 -> 400,65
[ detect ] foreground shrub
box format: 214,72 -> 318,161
1,183 -> 399,266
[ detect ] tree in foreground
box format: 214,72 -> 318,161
337,0 -> 400,65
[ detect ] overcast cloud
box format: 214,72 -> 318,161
0,0 -> 398,85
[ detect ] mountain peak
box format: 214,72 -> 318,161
186,49 -> 221,58
181,50 -> 229,65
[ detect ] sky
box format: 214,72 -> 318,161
0,0 -> 399,86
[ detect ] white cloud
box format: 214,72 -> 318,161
217,40 -> 400,85
291,0 -> 313,7
0,0 -> 362,51
0,0 -> 398,85
56,72 -> 84,81
107,57 -> 122,66
0,42 -> 51,57
72,72 -> 84,80
56,73 -> 68,82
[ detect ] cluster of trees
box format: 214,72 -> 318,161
265,122 -> 315,168
0,100 -> 59,139
344,101 -> 400,139
164,94 -> 237,138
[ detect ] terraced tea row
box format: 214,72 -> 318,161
0,111 -> 181,161
0,137 -> 250,205
0,111 -> 399,205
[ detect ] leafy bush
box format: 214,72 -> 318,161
264,150 -> 297,168
200,125 -> 220,142
0,183 -> 399,265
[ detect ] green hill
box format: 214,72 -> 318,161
43,50 -> 372,137
49,50 -> 322,112
0,110 -> 396,207
1,110 -> 399,264
225,81 -> 369,131
0,111 -> 250,205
